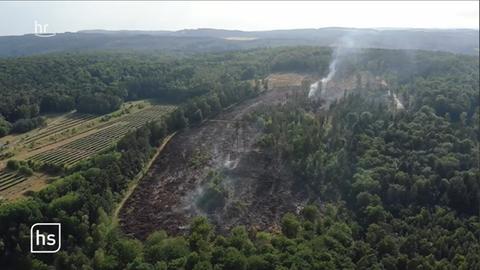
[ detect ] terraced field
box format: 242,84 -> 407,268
0,104 -> 176,197
0,171 -> 27,192
29,105 -> 176,167
22,114 -> 96,144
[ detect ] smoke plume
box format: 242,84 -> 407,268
308,34 -> 356,98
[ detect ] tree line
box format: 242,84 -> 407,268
0,50 -> 273,136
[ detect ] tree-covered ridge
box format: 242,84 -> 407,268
0,28 -> 478,57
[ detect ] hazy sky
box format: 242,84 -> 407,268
0,1 -> 478,36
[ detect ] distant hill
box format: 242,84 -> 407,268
0,28 -> 478,57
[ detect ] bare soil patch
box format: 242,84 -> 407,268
266,73 -> 306,89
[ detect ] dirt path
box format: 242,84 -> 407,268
113,133 -> 176,224
120,75 -> 310,239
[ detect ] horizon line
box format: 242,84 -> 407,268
2,26 -> 479,38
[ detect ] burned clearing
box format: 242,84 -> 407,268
119,71 -> 401,239
120,74 -> 310,239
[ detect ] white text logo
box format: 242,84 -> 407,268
34,21 -> 56,37
30,223 -> 61,253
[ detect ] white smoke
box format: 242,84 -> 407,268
308,58 -> 338,98
307,31 -> 410,111
394,95 -> 404,110
388,89 -> 404,110
308,32 -> 358,99
308,81 -> 319,98
320,59 -> 337,91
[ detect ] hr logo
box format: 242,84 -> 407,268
34,20 -> 56,37
30,223 -> 61,253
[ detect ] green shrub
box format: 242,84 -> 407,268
6,159 -> 20,170
18,166 -> 33,176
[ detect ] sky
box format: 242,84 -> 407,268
0,1 -> 478,36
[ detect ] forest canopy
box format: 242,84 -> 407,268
0,46 -> 478,269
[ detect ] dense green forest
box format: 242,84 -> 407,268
0,47 -> 479,269
251,48 -> 479,269
0,46 -> 331,136
0,49 -> 275,135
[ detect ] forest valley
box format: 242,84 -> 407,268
0,46 -> 479,269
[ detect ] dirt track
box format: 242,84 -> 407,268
119,74 -> 310,239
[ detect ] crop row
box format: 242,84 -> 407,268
24,114 -> 96,144
28,105 -> 176,167
0,171 -> 27,191
30,148 -> 97,167
95,105 -> 176,130
0,171 -> 16,181
1,105 -> 176,192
